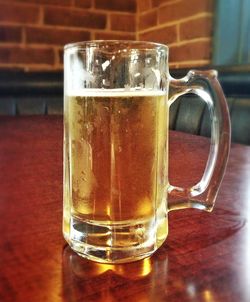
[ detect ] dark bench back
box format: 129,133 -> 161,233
169,69 -> 250,145
0,69 -> 249,145
0,71 -> 63,115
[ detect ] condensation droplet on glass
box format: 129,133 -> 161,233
135,226 -> 145,241
81,171 -> 87,182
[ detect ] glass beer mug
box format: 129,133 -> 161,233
63,41 -> 230,263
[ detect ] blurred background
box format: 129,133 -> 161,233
0,0 -> 249,70
0,0 -> 249,143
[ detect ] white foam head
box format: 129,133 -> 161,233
67,88 -> 166,97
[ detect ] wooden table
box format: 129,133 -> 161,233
0,116 -> 249,302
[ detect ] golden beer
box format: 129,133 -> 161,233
63,91 -> 168,262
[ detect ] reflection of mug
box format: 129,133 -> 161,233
62,246 -> 168,301
63,245 -> 154,281
63,41 -> 230,263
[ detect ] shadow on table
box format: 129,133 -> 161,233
166,207 -> 246,255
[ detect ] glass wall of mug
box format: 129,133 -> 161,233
63,41 -> 169,263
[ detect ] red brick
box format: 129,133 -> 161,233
23,65 -> 61,71
110,14 -> 136,32
74,0 -> 92,8
95,0 -> 136,12
169,62 -> 179,69
94,32 -> 136,40
180,16 -> 213,40
44,7 -> 106,29
0,3 -> 40,24
137,0 -> 152,12
139,25 -> 177,44
0,64 -> 24,71
59,48 -> 64,64
0,26 -> 22,43
26,27 -> 90,45
178,60 -> 210,68
159,0 -> 213,24
10,0 -> 71,5
138,10 -> 157,30
169,40 -> 211,62
152,0 -> 173,7
0,46 -> 55,65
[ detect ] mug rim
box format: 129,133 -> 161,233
64,40 -> 169,52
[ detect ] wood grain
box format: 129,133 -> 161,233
0,116 -> 249,302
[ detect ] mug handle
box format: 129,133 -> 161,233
168,70 -> 231,212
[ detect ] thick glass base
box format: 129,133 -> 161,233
64,214 -> 167,264
69,241 -> 156,264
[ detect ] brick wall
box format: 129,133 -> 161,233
137,0 -> 214,68
0,0 -> 213,70
0,0 -> 136,70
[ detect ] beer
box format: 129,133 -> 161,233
63,90 -> 168,262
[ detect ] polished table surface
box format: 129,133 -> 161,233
0,116 -> 250,302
